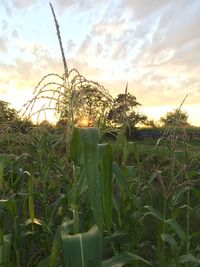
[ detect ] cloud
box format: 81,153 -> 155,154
0,36 -> 7,52
1,20 -> 8,31
152,1 -> 199,50
0,0 -> 199,120
12,30 -> 18,38
124,0 -> 169,20
55,0 -> 105,11
78,35 -> 91,54
0,0 -> 12,15
11,0 -> 40,9
95,43 -> 103,56
66,39 -> 77,54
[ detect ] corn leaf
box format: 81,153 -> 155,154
0,234 -> 11,265
179,254 -> 200,264
48,194 -> 65,226
112,162 -> 131,195
61,225 -> 101,267
70,127 -> 81,164
165,218 -> 187,242
28,180 -> 35,231
161,233 -> 178,255
190,203 -> 200,220
78,128 -> 103,230
37,256 -> 50,267
102,251 -> 151,267
172,187 -> 190,207
122,142 -> 136,164
98,144 -> 113,230
50,227 -> 61,267
144,205 -> 164,221
0,199 -> 17,218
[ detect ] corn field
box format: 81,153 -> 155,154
0,3 -> 200,266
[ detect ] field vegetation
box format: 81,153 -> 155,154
0,3 -> 200,267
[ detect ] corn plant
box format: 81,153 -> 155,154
21,3 -> 113,155
36,127 -> 151,267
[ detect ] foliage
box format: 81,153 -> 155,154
0,100 -> 19,123
160,108 -> 190,127
0,100 -> 33,134
107,93 -> 147,129
60,84 -> 112,127
0,121 -> 199,266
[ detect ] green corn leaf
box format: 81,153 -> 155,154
102,251 -> 151,267
76,167 -> 87,196
123,165 -> 135,177
28,181 -> 35,231
61,225 -> 101,267
165,218 -> 187,242
0,234 -> 11,265
61,219 -> 74,235
112,162 -> 131,195
112,196 -> 122,227
37,256 -> 50,267
50,227 -> 61,267
0,199 -> 17,218
48,194 -> 65,226
116,132 -> 127,152
131,142 -> 140,169
172,187 -> 190,207
161,233 -> 178,255
144,205 -> 164,221
78,128 -> 103,230
122,142 -> 136,164
190,203 -> 200,220
98,144 -> 113,230
179,254 -> 200,264
70,128 -> 81,164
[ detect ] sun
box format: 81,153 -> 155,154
79,117 -> 89,127
78,116 -> 94,127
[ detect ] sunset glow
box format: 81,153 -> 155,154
0,1 -> 199,125
78,117 -> 89,127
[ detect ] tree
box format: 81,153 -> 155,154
0,100 -> 34,133
107,92 -> 147,129
59,84 -> 112,127
160,109 -> 190,127
78,85 -> 112,126
0,100 -> 19,123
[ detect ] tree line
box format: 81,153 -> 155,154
0,85 -> 192,131
57,84 -> 191,129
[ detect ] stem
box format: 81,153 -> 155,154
73,207 -> 79,234
169,136 -> 177,181
162,197 -> 167,266
186,185 -> 190,267
72,164 -> 79,234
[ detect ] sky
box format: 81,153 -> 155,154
0,0 -> 199,125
